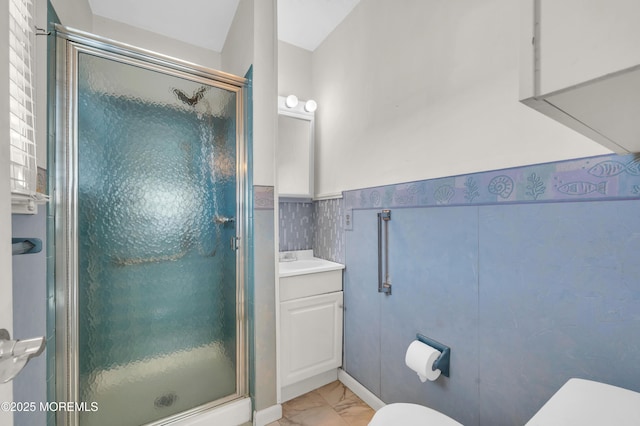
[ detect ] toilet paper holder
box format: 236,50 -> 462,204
417,333 -> 450,378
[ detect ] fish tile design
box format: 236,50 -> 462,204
587,159 -> 640,177
556,181 -> 607,196
343,154 -> 640,216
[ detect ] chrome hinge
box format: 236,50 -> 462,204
230,236 -> 240,251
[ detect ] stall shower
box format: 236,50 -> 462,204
53,28 -> 249,425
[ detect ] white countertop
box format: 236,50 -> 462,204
278,250 -> 345,278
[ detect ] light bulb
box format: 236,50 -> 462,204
285,95 -> 298,108
304,99 -> 317,113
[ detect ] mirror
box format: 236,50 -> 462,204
277,96 -> 315,198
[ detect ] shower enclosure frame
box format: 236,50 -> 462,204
53,25 -> 249,426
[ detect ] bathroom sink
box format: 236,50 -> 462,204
278,250 -> 344,278
526,378 -> 640,425
278,250 -> 345,301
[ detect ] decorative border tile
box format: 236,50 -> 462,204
344,154 -> 640,212
254,185 -> 275,210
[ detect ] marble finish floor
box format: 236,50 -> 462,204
267,381 -> 376,426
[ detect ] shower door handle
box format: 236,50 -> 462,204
214,215 -> 235,225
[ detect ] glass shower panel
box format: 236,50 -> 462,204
76,52 -> 238,425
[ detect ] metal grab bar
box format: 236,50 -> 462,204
377,210 -> 392,295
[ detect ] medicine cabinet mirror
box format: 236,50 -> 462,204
277,96 -> 314,198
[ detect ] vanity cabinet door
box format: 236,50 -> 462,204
280,291 -> 343,386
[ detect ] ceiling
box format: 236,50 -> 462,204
88,0 -> 361,53
277,0 -> 360,51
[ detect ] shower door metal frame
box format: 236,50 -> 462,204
54,25 -> 249,426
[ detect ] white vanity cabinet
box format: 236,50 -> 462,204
278,252 -> 345,402
280,291 -> 343,387
520,0 -> 640,153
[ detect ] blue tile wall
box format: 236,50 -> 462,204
343,211 -> 382,397
12,210 -> 47,426
344,207 -> 480,425
478,201 -> 640,425
279,201 -> 314,251
342,154 -> 640,426
313,198 -> 344,264
278,198 -> 345,263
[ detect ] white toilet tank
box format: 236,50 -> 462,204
368,403 -> 462,426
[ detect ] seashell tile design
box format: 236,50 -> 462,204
343,154 -> 640,215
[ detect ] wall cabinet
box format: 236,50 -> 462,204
277,96 -> 315,198
280,291 -> 343,387
520,0 -> 640,153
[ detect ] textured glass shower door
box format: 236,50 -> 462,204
56,30 -> 246,426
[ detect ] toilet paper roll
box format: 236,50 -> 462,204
405,340 -> 442,382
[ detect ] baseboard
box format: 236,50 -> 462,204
171,397 -> 252,426
338,369 -> 385,411
281,369 -> 338,402
253,404 -> 282,426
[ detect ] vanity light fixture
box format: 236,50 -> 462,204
304,99 -> 318,113
285,95 -> 299,108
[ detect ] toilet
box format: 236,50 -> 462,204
369,403 -> 462,426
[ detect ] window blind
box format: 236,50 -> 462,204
8,0 -> 43,214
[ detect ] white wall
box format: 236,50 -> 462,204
222,0 -> 277,187
278,41 -> 312,100
93,16 -> 222,70
222,0 -> 279,413
49,0 -> 92,31
252,0 -> 277,188
0,2 -> 14,424
34,0 -> 48,169
222,0 -> 254,78
311,0 -> 611,197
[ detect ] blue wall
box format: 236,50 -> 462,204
12,210 -> 47,426
343,154 -> 640,426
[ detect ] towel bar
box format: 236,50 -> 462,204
377,209 -> 392,295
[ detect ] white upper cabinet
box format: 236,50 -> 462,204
520,0 -> 640,153
277,96 -> 315,198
